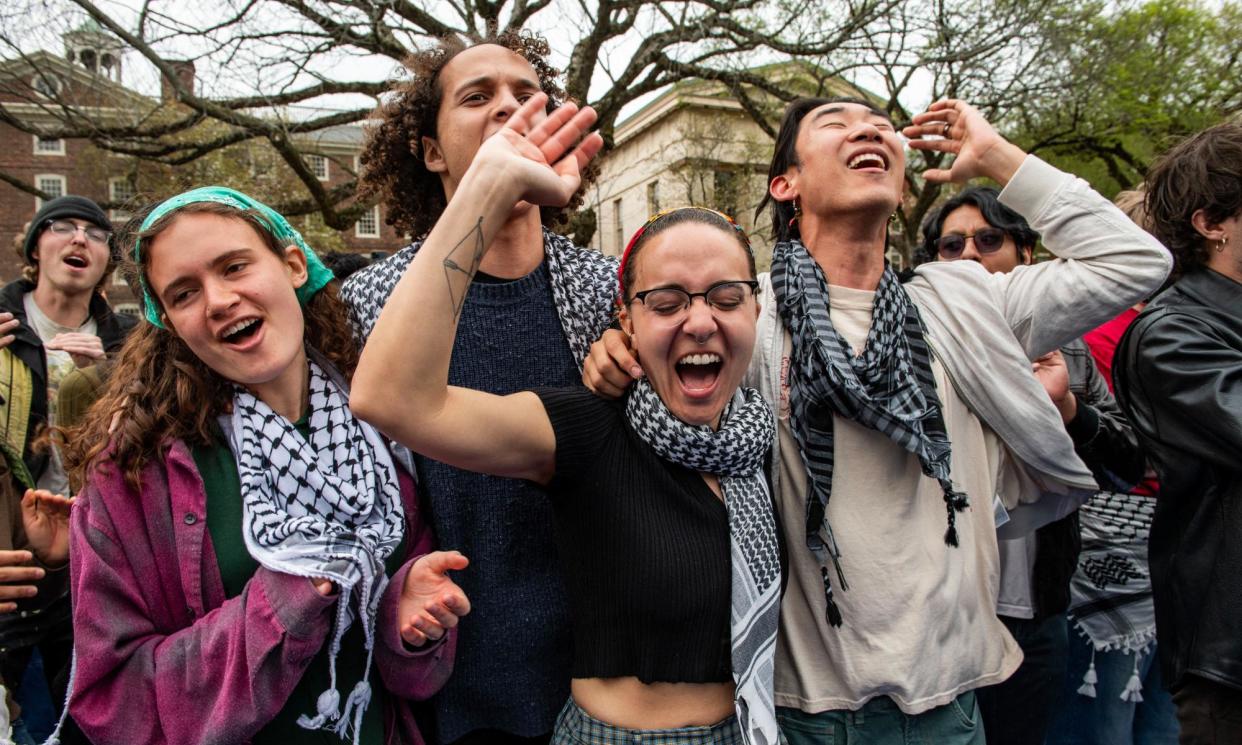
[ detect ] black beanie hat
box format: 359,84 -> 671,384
21,195 -> 112,264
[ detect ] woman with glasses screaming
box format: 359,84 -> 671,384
352,93 -> 780,745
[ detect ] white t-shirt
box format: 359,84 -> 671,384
773,284 -> 1022,715
24,292 -> 97,496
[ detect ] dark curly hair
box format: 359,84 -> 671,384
359,30 -> 593,240
1144,119 -> 1242,276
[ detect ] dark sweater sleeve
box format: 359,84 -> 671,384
531,387 -> 619,493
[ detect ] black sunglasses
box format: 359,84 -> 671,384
936,227 -> 1008,258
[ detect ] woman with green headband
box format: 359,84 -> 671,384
60,187 -> 468,745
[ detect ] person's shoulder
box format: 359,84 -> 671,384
0,279 -> 31,314
339,241 -> 422,337
340,241 -> 421,304
545,231 -> 619,274
532,385 -> 622,419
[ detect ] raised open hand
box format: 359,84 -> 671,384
475,92 -> 603,208
903,99 -> 1027,186
398,550 -> 471,647
21,489 -> 73,567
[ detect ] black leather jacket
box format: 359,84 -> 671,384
1115,268 -> 1242,691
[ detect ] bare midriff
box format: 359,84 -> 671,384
571,677 -> 735,729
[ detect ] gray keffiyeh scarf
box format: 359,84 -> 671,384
341,229 -> 618,370
770,239 -> 968,628
231,350 -> 405,742
625,379 -> 779,745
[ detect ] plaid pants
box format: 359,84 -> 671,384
552,697 -> 742,745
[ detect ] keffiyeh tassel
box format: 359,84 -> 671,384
1077,649 -> 1098,698
1120,653 -> 1145,703
232,351 -> 404,742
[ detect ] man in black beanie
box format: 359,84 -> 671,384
0,195 -> 134,738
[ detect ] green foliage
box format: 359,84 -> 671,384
1009,0 -> 1242,194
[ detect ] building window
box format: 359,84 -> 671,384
355,206 -> 380,238
613,198 -> 624,254
646,181 -> 659,215
111,267 -> 128,287
109,177 -> 136,220
307,154 -> 329,181
32,74 -> 60,98
35,175 -> 66,209
113,302 -> 141,317
33,136 -> 65,156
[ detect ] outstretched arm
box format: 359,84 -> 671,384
351,94 -> 603,484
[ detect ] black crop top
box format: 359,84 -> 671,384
533,387 -> 732,684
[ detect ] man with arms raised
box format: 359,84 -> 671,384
342,32 -> 617,745
587,97 -> 1170,743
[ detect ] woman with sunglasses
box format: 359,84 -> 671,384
353,93 -> 780,745
61,187 -> 468,745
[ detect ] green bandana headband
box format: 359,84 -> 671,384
134,186 -> 335,328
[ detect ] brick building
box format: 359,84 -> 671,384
0,22 -> 403,313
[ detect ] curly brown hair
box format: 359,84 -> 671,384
63,202 -> 360,492
358,30 -> 594,240
1145,119 -> 1242,275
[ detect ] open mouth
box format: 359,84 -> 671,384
676,352 -> 722,392
847,151 -> 889,171
220,318 -> 263,344
63,255 -> 88,269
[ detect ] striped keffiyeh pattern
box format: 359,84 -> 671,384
770,238 -> 968,628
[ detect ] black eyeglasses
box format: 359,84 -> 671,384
46,219 -> 111,246
936,227 -> 1007,258
628,280 -> 759,318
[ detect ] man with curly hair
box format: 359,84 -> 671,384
340,32 -> 618,745
1113,119 -> 1242,745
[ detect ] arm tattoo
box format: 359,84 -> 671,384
442,217 -> 486,320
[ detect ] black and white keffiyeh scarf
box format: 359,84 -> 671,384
341,229 -> 618,370
625,380 -> 780,745
770,238 -> 968,628
1068,490 -> 1157,703
230,351 -> 404,742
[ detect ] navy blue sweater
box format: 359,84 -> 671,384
414,265 -> 577,742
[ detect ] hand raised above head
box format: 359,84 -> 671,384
903,99 -> 1027,187
474,92 -> 604,209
